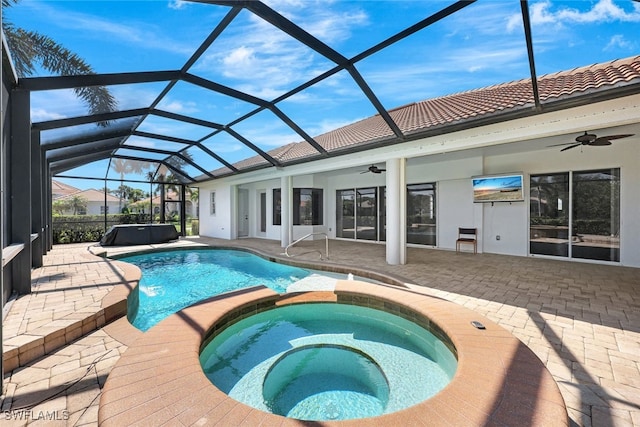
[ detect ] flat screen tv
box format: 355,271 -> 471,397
472,173 -> 524,203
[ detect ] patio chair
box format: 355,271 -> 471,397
456,227 -> 477,254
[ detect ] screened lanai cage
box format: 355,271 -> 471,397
7,0 -> 637,250
1,0 -> 639,285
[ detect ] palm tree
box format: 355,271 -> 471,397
110,159 -> 150,211
2,0 -> 117,120
147,170 -> 156,222
52,199 -> 69,216
68,195 -> 88,215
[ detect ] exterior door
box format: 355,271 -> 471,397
529,169 -> 620,262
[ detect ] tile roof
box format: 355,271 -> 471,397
51,179 -> 80,198
57,188 -> 120,203
212,55 -> 640,177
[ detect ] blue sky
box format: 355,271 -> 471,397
4,0 -> 640,190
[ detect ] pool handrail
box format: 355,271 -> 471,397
284,232 -> 329,260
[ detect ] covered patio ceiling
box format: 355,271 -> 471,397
9,0 -> 640,185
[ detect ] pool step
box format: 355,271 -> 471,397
2,274 -> 134,373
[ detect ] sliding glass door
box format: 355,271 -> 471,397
530,168 -> 620,262
336,189 -> 355,239
407,183 -> 436,246
356,188 -> 377,241
571,169 -> 620,262
530,173 -> 569,257
337,184 -> 436,245
337,187 -> 384,242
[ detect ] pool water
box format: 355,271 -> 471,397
118,249 -> 310,331
200,303 -> 457,421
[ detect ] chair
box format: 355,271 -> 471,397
456,227 -> 477,254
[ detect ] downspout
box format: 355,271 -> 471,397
104,177 -> 107,231
180,185 -> 187,236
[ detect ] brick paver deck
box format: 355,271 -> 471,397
2,237 -> 639,426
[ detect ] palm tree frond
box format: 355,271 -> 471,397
3,25 -> 38,76
2,0 -> 19,9
19,30 -> 118,117
2,17 -> 118,125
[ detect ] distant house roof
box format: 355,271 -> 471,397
210,55 -> 640,176
51,179 -> 80,199
138,190 -> 183,205
57,189 -> 120,203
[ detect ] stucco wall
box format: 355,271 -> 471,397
197,95 -> 640,268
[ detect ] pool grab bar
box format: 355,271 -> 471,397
284,232 -> 329,260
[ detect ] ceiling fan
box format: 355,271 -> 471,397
360,164 -> 386,174
549,131 -> 634,152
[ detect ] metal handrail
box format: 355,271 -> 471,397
284,232 -> 329,260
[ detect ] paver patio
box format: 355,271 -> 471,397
1,238 -> 639,426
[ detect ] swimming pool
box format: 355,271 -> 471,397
118,248 -> 310,331
200,302 -> 457,421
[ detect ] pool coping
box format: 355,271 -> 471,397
98,281 -> 569,426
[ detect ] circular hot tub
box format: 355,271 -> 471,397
100,281 -> 569,427
199,302 -> 457,421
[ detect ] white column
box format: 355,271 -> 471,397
386,158 -> 406,265
280,175 -> 293,248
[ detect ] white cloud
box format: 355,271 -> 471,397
263,0 -> 368,42
156,99 -> 200,115
529,0 -> 640,26
194,1 -> 369,99
168,0 -> 187,10
222,46 -> 256,69
22,1 -> 194,55
30,108 -> 67,122
605,34 -> 633,51
204,141 -> 244,153
110,86 -> 161,110
31,89 -> 86,120
311,118 -> 358,136
124,136 -> 158,149
506,13 -> 523,33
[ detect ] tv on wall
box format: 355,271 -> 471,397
472,173 -> 524,203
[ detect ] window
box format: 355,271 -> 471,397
273,189 -> 281,225
336,183 -> 436,245
100,205 -> 109,214
210,191 -> 216,216
273,188 -> 323,225
260,192 -> 267,233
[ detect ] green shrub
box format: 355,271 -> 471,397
52,213 -> 152,244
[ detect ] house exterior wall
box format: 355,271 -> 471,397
198,94 -> 640,268
86,201 -> 120,216
200,185 -> 233,239
483,137 -> 640,267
